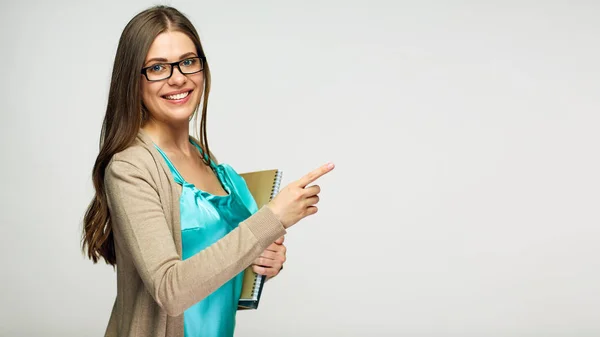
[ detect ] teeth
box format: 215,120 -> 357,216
165,91 -> 189,100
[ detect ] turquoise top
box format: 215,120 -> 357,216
154,140 -> 259,337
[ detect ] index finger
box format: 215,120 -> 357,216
297,162 -> 335,188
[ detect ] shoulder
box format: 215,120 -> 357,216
105,138 -> 162,185
219,162 -> 239,175
219,163 -> 247,187
218,163 -> 259,212
111,141 -> 155,170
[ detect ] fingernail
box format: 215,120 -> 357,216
327,163 -> 335,169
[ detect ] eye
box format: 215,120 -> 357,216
181,58 -> 196,67
149,64 -> 165,73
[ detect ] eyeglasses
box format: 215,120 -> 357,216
141,57 -> 205,81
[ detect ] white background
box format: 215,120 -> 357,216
1,1 -> 599,336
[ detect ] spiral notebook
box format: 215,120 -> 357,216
238,168 -> 283,310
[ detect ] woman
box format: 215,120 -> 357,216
81,5 -> 334,337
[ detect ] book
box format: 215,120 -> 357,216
237,168 -> 284,310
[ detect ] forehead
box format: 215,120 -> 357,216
145,31 -> 196,61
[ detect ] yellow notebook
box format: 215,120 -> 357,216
237,168 -> 283,310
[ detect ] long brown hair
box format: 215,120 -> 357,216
82,6 -> 212,265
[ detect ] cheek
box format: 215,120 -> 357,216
192,74 -> 205,95
140,81 -> 150,105
141,81 -> 161,106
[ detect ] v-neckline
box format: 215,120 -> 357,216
153,140 -> 231,198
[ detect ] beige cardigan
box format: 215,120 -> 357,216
103,131 -> 286,337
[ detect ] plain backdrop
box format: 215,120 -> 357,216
1,0 -> 599,336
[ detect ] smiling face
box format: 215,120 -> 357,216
140,30 -> 204,125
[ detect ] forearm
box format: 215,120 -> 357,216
153,207 -> 285,315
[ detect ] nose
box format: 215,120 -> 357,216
168,65 -> 187,86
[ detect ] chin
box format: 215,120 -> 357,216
160,97 -> 201,122
164,107 -> 197,122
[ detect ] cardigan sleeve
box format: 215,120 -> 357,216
104,159 -> 286,316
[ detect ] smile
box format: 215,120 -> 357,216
163,90 -> 191,100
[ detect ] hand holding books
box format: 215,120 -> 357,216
266,162 -> 335,229
238,162 -> 334,309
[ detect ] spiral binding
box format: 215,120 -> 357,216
270,170 -> 283,200
251,170 -> 283,299
251,276 -> 261,298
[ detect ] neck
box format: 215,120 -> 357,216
141,118 -> 192,154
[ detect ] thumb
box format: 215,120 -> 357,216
274,236 -> 285,245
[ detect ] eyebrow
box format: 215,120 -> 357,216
144,52 -> 198,66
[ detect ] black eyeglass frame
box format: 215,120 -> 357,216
140,56 -> 205,81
